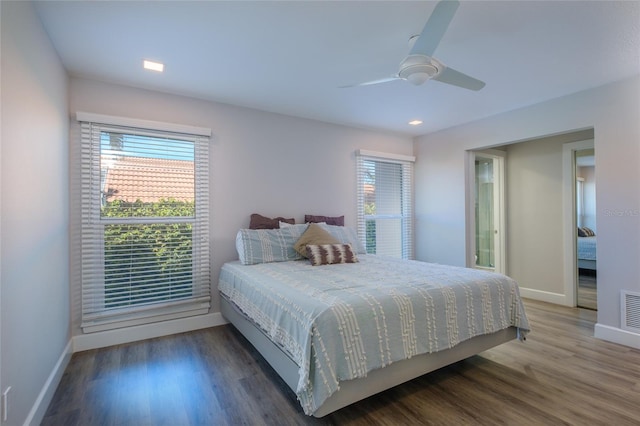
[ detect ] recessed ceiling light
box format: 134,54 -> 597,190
143,60 -> 164,72
408,120 -> 423,126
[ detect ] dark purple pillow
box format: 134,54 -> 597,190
305,214 -> 344,226
249,213 -> 295,229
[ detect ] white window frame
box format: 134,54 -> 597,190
76,112 -> 212,333
356,149 -> 415,260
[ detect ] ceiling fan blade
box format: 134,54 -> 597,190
433,66 -> 485,91
410,0 -> 460,57
339,76 -> 402,88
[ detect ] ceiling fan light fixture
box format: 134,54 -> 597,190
406,70 -> 433,85
398,55 -> 440,86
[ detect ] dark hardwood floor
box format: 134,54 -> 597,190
42,299 -> 640,425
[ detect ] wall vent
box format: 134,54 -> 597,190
621,290 -> 640,333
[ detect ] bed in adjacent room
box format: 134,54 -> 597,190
218,223 -> 530,417
577,227 -> 597,271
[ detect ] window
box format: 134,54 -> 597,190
78,113 -> 211,333
356,150 -> 415,259
576,176 -> 585,228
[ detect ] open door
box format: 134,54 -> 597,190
467,150 -> 506,274
562,139 -> 595,307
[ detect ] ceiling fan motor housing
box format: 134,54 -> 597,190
399,54 -> 441,85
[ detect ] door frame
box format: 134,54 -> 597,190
465,149 -> 506,274
562,139 -> 594,307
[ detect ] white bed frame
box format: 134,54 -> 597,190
220,295 -> 518,417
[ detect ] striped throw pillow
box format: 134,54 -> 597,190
236,226 -> 306,265
582,227 -> 595,236
306,244 -> 358,266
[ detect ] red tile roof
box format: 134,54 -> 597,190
103,156 -> 194,203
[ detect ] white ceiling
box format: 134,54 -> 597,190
34,1 -> 640,136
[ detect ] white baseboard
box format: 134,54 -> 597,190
24,340 -> 73,426
519,290 -> 640,351
73,312 -> 227,352
518,287 -> 568,306
594,323 -> 640,350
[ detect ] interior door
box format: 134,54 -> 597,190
562,139 -> 595,308
575,148 -> 597,310
472,151 -> 506,274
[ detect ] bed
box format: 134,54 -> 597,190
218,224 -> 530,417
577,235 -> 597,270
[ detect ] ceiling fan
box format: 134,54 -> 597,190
342,0 -> 485,91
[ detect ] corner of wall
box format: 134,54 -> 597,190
24,340 -> 72,426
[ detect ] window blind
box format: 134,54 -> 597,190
79,120 -> 210,333
356,151 -> 414,259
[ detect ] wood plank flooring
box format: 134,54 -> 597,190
578,269 -> 597,310
42,299 -> 640,425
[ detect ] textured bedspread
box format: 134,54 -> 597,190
218,255 -> 530,415
578,236 -> 597,260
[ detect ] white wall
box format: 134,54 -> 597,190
414,75 -> 640,347
68,77 -> 413,335
505,137 -> 565,296
503,131 -> 591,300
1,2 -> 70,425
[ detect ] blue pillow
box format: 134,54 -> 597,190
236,226 -> 306,265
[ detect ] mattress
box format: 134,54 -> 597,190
218,255 -> 530,415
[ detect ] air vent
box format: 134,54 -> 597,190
621,290 -> 640,333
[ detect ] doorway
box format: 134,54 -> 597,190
575,149 -> 597,309
467,150 -> 506,274
562,139 -> 596,309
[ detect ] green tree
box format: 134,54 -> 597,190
364,202 -> 376,253
102,199 -> 195,308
